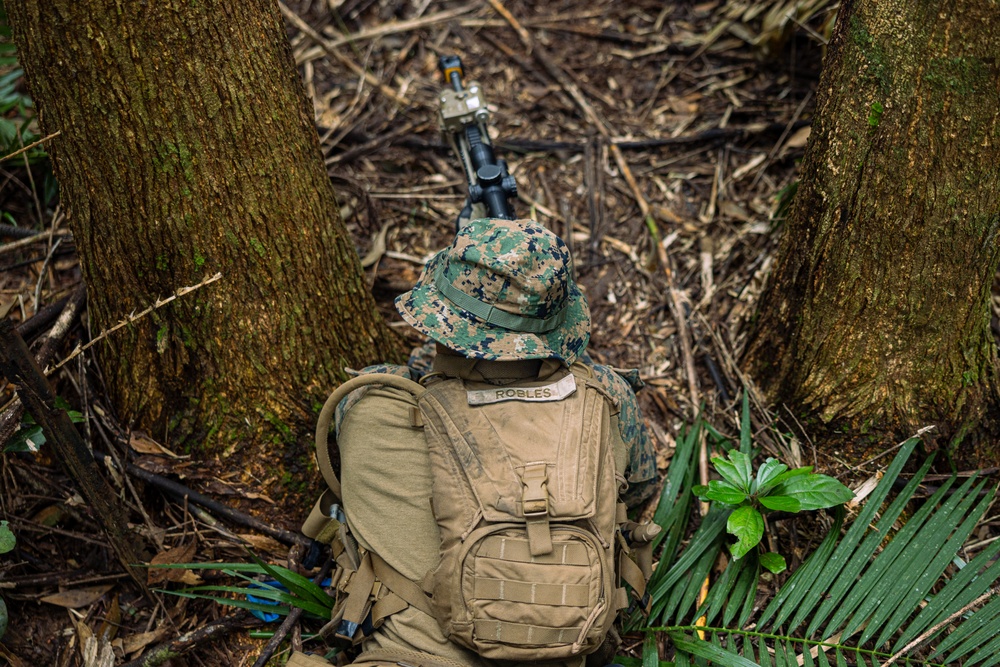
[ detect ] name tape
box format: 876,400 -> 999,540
467,373 -> 577,405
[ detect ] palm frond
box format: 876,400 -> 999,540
644,433 -> 1000,666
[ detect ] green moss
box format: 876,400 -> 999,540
194,251 -> 206,268
179,324 -> 195,348
156,325 -> 168,351
156,255 -> 168,271
924,57 -> 989,96
250,237 -> 266,257
154,141 -> 196,182
262,411 -> 295,444
850,16 -> 888,91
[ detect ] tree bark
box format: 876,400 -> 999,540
745,0 -> 1000,457
6,1 -> 401,459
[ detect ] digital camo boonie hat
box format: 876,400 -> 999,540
395,218 -> 591,363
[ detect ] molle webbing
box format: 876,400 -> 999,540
473,577 -> 591,607
477,536 -> 591,565
473,619 -> 585,645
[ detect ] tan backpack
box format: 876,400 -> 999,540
304,364 -> 653,661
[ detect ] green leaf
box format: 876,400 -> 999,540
895,537 -> 1000,652
762,466 -> 813,489
0,521 -> 14,554
175,584 -> 330,618
755,458 -> 789,494
244,550 -> 335,609
868,480 -> 994,648
728,451 -> 754,490
648,510 -> 728,618
760,552 -> 787,574
702,480 -> 748,505
674,543 -> 718,624
803,453 -> 936,636
652,419 -> 700,553
712,456 -> 748,492
724,556 -> 759,628
670,633 -> 761,667
157,588 -> 292,617
772,474 -> 853,510
4,424 -> 45,453
643,633 -> 659,667
727,506 -> 764,559
758,495 -> 801,512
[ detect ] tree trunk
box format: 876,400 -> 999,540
744,0 -> 1000,458
7,0 -> 401,460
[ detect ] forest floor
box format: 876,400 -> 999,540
1,0 -> 999,665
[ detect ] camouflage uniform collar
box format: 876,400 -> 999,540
431,352 -> 565,383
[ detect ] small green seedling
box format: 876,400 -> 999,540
694,450 -> 854,573
0,520 -> 14,640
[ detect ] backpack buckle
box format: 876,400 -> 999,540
521,463 -> 549,516
521,463 -> 553,555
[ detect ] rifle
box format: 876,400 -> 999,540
437,55 -> 518,230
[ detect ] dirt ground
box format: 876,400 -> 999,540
1,0 -> 998,665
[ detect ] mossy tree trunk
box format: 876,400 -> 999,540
7,0 -> 401,462
745,0 -> 1000,459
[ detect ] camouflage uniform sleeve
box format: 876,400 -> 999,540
589,364 -> 658,509
406,338 -> 437,375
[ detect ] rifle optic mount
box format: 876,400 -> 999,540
437,55 -> 517,229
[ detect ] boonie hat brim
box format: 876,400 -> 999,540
395,249 -> 591,363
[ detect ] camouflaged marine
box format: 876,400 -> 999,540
297,219 -> 657,667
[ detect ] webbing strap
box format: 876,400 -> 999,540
371,592 -> 408,627
302,491 -> 338,541
474,576 -> 590,607
618,553 -> 646,598
369,552 -> 435,617
434,265 -> 568,334
616,502 -> 628,524
614,587 -> 629,611
477,538 -> 591,565
473,619 -> 582,646
341,552 -> 376,627
522,463 -> 553,556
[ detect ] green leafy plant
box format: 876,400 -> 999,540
0,520 -> 13,641
641,429 -> 1000,667
0,520 -> 13,554
149,550 -> 335,620
0,3 -> 43,162
693,450 -> 853,570
4,403 -> 85,453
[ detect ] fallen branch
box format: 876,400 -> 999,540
0,228 -> 73,256
486,0 -> 655,222
119,612 -> 264,667
0,284 -> 87,446
277,1 -> 409,107
0,318 -> 150,596
312,4 -> 476,53
93,449 -> 311,548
